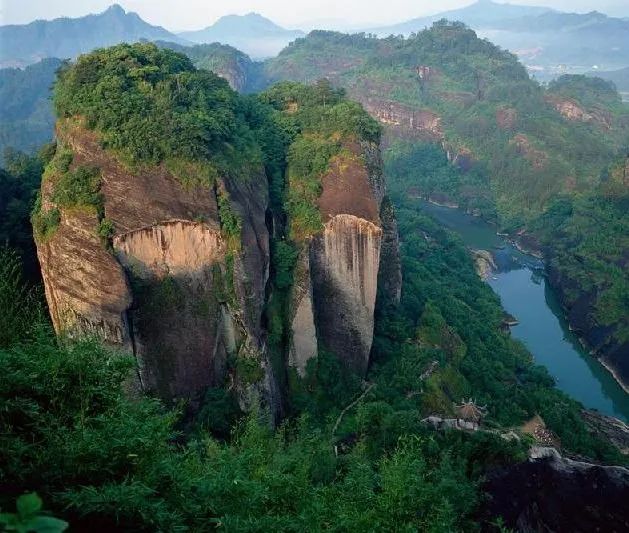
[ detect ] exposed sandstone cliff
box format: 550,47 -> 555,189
545,94 -> 613,129
359,98 -> 443,140
35,121 -> 276,413
288,141 -> 401,377
37,206 -> 133,348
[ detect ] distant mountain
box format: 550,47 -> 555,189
0,4 -> 186,68
0,58 -> 61,154
370,0 -> 553,35
588,66 -> 629,92
370,1 -> 629,76
178,13 -> 304,59
481,10 -> 629,73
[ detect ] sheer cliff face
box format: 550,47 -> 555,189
37,205 -> 133,347
289,141 -> 401,377
36,122 -> 273,410
310,215 -> 383,375
360,98 -> 443,140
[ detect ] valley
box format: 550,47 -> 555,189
419,199 -> 629,420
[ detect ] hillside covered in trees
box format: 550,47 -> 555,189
253,23 -> 629,390
2,42 -> 628,532
0,58 -> 61,155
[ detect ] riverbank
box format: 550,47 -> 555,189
422,196 -> 629,396
417,199 -> 629,421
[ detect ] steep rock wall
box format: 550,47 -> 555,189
35,121 -> 276,413
481,447 -> 629,531
36,207 -> 132,348
546,260 -> 629,393
310,215 -> 382,375
113,221 -> 230,400
289,140 -> 401,376
359,97 -> 443,140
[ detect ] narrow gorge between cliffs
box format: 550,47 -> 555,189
418,200 -> 629,421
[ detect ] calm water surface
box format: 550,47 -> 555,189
419,200 -> 629,421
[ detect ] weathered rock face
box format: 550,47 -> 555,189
471,249 -> 497,280
581,410 -> 629,455
509,133 -> 548,169
480,447 -> 629,532
289,141 -> 401,377
37,207 -> 133,348
36,121 -> 275,413
376,197 -> 402,308
113,221 -> 230,401
36,117 -> 399,414
310,214 -> 382,374
359,98 -> 443,140
546,259 -> 629,393
545,94 -> 613,129
212,62 -> 249,93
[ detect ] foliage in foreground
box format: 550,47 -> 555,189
1,171 -> 624,529
0,246 -> 511,532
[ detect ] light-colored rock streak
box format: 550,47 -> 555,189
290,289 -> 318,376
311,214 -> 383,374
321,214 -> 382,312
113,220 -> 225,277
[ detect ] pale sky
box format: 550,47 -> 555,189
1,0 -> 627,30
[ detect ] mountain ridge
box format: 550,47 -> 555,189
0,4 -> 187,68
368,0 -> 629,75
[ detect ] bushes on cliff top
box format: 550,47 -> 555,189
260,80 -> 381,144
53,43 -> 260,178
256,81 -> 380,242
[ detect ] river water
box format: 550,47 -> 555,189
419,200 -> 629,421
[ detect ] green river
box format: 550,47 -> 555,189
419,200 -> 629,421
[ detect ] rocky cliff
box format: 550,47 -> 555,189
34,45 -> 400,419
288,140 -> 401,377
481,447 -> 629,532
35,120 -> 276,413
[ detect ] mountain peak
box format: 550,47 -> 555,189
104,4 -> 126,16
178,12 -> 303,58
0,2 -> 186,68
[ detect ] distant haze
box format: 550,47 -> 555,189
1,0 -> 627,30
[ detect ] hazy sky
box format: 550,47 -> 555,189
1,0 -> 627,30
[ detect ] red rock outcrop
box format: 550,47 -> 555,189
510,133 -> 548,169
496,107 -> 517,130
35,120 -> 276,414
359,98 -> 443,140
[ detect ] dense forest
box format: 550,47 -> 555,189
1,191 -> 623,530
1,43 -> 626,531
264,23 -> 629,226
259,23 -> 629,386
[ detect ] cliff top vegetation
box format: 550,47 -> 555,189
53,42 -> 262,179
